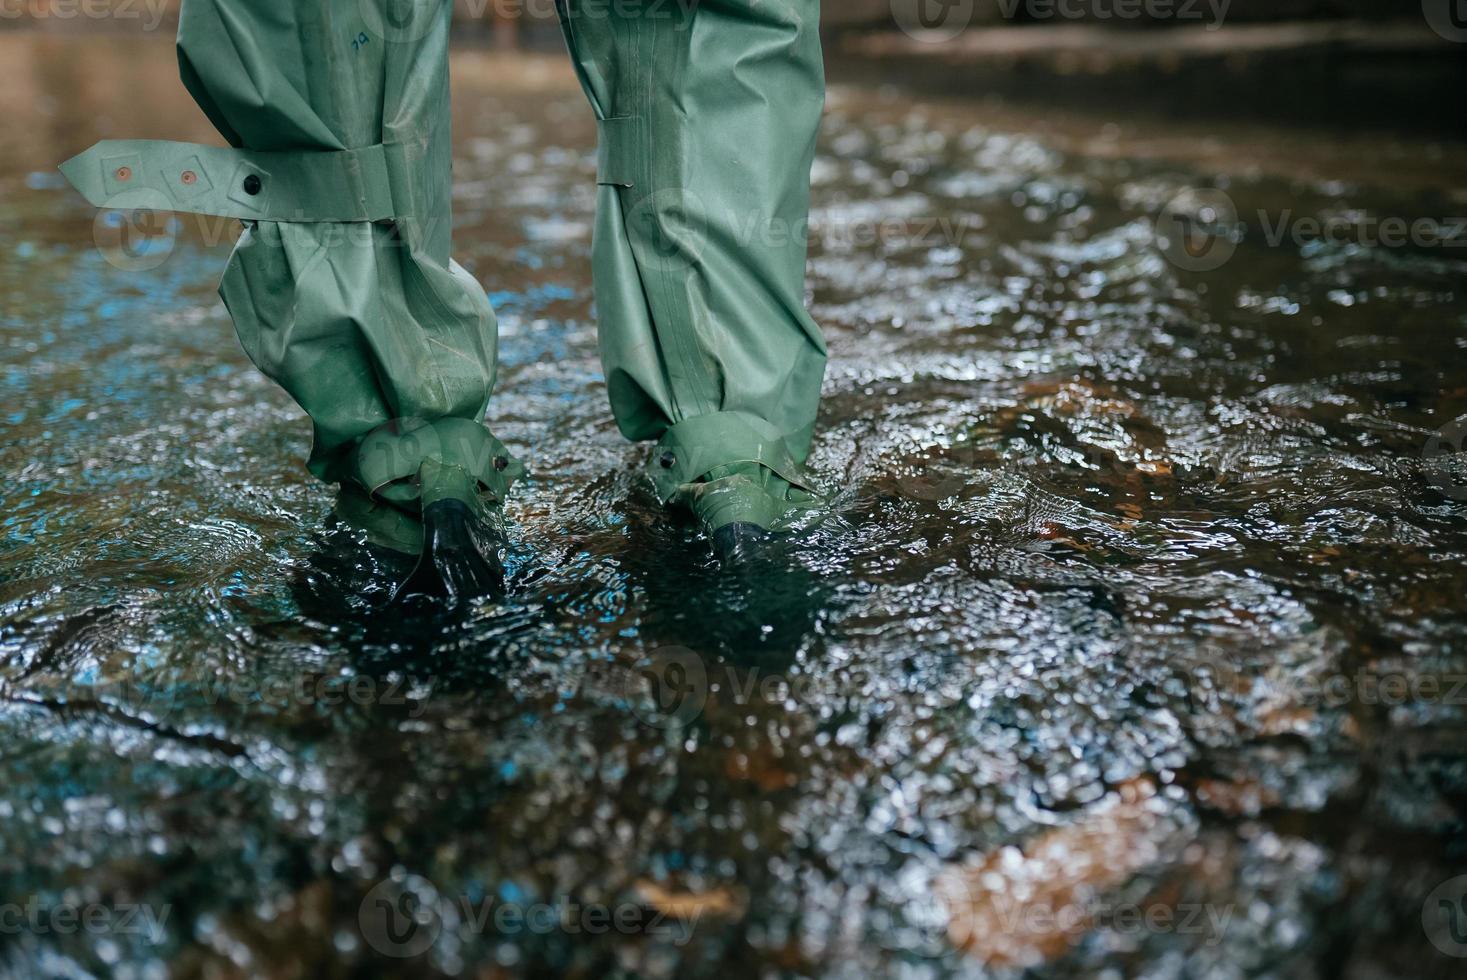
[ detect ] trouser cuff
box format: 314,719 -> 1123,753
647,411 -> 817,505
353,417 -> 524,510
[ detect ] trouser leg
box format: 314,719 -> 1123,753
557,0 -> 828,533
176,0 -> 521,546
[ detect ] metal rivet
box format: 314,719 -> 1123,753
659,451 -> 677,470
493,455 -> 508,472
180,170 -> 197,185
242,174 -> 262,196
115,166 -> 132,182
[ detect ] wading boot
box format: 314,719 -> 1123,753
410,460 -> 508,600
60,1 -> 519,600
555,0 -> 830,560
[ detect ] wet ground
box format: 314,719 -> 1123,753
4,31 -> 1467,980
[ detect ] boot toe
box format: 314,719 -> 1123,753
409,498 -> 506,600
711,521 -> 777,563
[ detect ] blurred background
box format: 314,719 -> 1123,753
6,0 -> 1465,131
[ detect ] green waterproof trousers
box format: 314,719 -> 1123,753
61,0 -> 827,549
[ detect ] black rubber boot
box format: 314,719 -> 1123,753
381,459 -> 510,602
711,522 -> 777,564
406,498 -> 507,600
688,462 -> 821,565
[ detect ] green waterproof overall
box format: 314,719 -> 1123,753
61,0 -> 827,551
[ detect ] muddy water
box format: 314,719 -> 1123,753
3,32 -> 1467,979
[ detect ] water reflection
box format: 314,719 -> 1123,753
2,31 -> 1467,980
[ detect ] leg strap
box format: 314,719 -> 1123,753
356,418 -> 524,507
647,411 -> 818,504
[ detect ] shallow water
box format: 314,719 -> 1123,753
4,32 -> 1467,979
